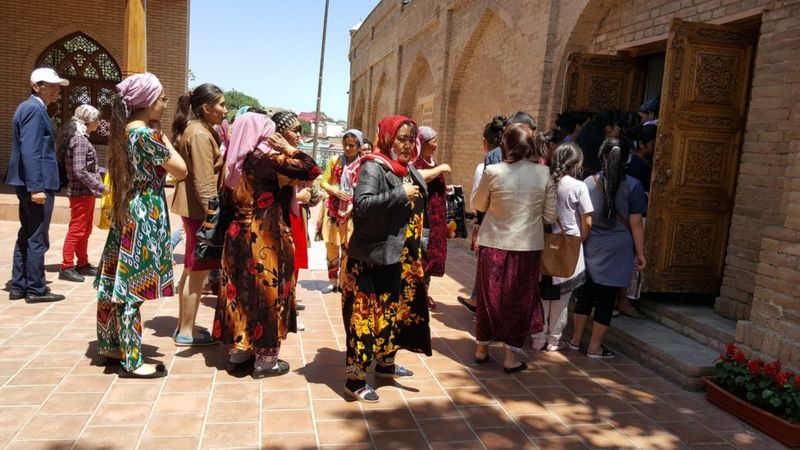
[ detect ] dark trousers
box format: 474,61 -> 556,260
572,276 -> 619,327
12,187 -> 54,296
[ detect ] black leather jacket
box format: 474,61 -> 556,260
347,159 -> 428,266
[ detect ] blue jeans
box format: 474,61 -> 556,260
12,187 -> 54,296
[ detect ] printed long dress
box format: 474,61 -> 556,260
320,155 -> 355,283
341,195 -> 432,382
413,157 -> 448,277
213,150 -> 320,359
95,127 -> 175,372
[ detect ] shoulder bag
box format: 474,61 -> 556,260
194,154 -> 234,261
540,218 -> 582,278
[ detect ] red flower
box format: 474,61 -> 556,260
254,323 -> 263,340
247,259 -> 257,275
725,343 -> 737,356
776,371 -> 791,389
765,363 -> 777,377
212,320 -> 222,338
226,282 -> 237,301
775,360 -> 783,372
256,192 -> 274,209
794,375 -> 800,390
733,350 -> 746,364
228,221 -> 240,237
748,360 -> 761,376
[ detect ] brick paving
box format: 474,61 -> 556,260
0,218 -> 787,449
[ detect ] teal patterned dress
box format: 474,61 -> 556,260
95,127 -> 175,371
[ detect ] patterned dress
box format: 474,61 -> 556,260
95,127 -> 175,372
213,150 -> 319,360
413,157 -> 448,278
341,195 -> 432,383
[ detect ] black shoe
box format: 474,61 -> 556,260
26,292 -> 66,303
76,264 -> 98,277
9,290 -> 26,300
58,267 -> 85,283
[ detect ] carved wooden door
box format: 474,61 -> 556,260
645,19 -> 756,294
562,53 -> 645,112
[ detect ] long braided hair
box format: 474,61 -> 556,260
550,142 -> 583,187
597,137 -> 631,221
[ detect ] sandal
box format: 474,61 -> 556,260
567,339 -> 580,351
118,363 -> 168,379
457,296 -> 477,312
252,360 -> 290,378
503,361 -> 528,374
587,345 -> 616,359
474,354 -> 491,364
375,365 -> 414,379
344,385 -> 380,403
427,296 -> 437,310
174,334 -> 217,347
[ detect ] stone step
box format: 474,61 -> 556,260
602,315 -> 720,391
636,298 -> 736,353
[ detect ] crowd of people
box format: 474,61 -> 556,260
6,67 -> 656,402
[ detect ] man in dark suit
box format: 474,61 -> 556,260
5,68 -> 69,303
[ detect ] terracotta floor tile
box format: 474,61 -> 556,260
429,441 -> 485,450
571,423 -> 637,449
363,387 -> 409,409
365,407 -> 418,431
477,427 -> 537,449
262,409 -> 314,433
630,402 -> 691,423
55,374 -> 114,393
516,413 -> 573,438
539,363 -> 588,379
435,370 -> 482,388
406,397 -> 460,420
480,377 -> 529,396
419,417 -> 476,442
658,421 -> 726,445
261,373 -> 311,391
547,403 -> 607,426
90,402 -> 153,426
263,389 -> 311,410
459,404 -> 514,428
7,366 -> 69,385
154,392 -> 210,414
625,433 -> 688,449
139,437 -> 200,450
105,383 -> 162,403
202,422 -> 260,448
496,395 -> 550,416
39,392 -> 103,415
372,430 -> 427,450
312,398 -> 362,421
212,381 -> 260,402
169,359 -> 213,375
5,440 -> 76,450
586,370 -> 637,386
3,333 -> 54,346
612,364 -> 658,379
718,430 -> 781,450
144,413 -> 205,438
445,386 -> 496,406
602,411 -> 667,437
636,377 -> 684,394
513,369 -> 562,388
261,432 -> 318,450
605,383 -> 660,403
0,405 -> 37,428
75,425 -> 142,450
316,419 -> 370,445
530,386 -> 577,405
207,401 -> 260,423
17,414 -> 89,440
581,394 -> 638,415
162,373 -> 214,393
0,385 -> 53,405
560,377 -> 609,396
0,346 -> 39,360
529,436 -> 590,449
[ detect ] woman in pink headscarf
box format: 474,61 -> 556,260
96,72 -> 188,378
212,110 -> 320,379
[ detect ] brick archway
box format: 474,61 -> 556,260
399,54 -> 435,122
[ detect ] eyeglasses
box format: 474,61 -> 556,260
395,135 -> 416,144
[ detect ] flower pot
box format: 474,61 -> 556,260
703,377 -> 800,448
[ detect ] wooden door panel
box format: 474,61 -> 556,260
562,53 -> 645,112
645,19 -> 756,294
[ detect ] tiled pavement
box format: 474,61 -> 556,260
0,218 -> 787,450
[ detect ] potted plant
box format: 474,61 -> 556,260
704,343 -> 800,447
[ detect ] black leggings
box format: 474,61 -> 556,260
572,276 -> 619,326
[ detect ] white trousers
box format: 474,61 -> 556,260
532,291 -> 571,348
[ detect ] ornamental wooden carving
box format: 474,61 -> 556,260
561,53 -> 644,113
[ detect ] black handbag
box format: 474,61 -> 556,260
194,188 -> 234,261
446,185 -> 468,239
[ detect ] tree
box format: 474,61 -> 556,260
299,119 -> 313,136
224,89 -> 263,120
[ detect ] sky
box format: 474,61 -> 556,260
189,0 -> 380,122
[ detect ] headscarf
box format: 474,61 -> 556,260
343,129 -> 364,147
272,111 -> 301,135
115,72 -> 162,117
224,112 -> 275,188
71,104 -> 100,137
418,126 -> 436,143
234,106 -> 251,122
359,115 -> 418,180
340,128 -> 365,201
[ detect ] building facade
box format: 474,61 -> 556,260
0,0 -> 189,174
349,0 -> 800,367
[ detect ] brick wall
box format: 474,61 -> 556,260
0,0 -> 188,174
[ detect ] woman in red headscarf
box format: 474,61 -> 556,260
340,115 -> 432,403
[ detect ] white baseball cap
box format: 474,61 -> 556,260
30,68 -> 69,86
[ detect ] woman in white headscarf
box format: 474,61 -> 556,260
56,104 -> 108,283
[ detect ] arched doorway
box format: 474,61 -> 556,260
36,32 -> 122,145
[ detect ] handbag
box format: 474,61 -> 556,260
540,219 -> 582,278
194,153 -> 233,261
446,185 -> 468,239
98,173 -> 112,230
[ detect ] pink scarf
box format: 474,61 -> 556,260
224,112 -> 275,189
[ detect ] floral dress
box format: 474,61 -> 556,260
213,150 -> 319,359
341,195 -> 432,382
413,157 -> 448,277
95,127 -> 175,371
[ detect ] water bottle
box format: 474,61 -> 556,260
627,269 -> 642,300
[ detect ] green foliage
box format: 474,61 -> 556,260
715,343 -> 800,422
224,89 -> 263,121
299,119 -> 313,136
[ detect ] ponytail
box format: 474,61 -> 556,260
597,137 -> 631,221
171,83 -> 224,142
550,142 -> 583,187
171,91 -> 193,143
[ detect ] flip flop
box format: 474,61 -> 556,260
174,334 -> 217,347
457,296 -> 477,312
344,385 -> 380,403
118,364 -> 168,379
375,365 -> 414,379
567,339 -> 580,351
252,360 -> 290,378
587,345 -> 616,359
503,361 -> 528,374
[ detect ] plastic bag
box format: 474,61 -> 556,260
98,173 -> 112,230
446,185 -> 468,239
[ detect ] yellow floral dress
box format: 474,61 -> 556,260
341,196 -> 432,382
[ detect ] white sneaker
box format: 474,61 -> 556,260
546,341 -> 567,352
297,322 -> 305,331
